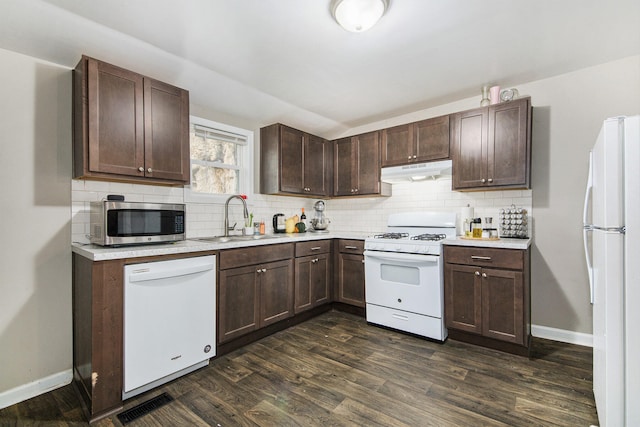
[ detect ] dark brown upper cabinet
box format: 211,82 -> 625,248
260,124 -> 332,197
381,115 -> 450,167
334,131 -> 391,197
451,97 -> 531,191
73,55 -> 190,185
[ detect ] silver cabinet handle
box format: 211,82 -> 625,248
344,245 -> 358,250
407,156 -> 412,160
138,166 -> 144,172
471,256 -> 492,261
413,154 -> 417,159
488,178 -> 493,183
262,268 -> 266,273
475,271 -> 481,276
482,272 -> 487,278
256,269 -> 262,273
147,167 -> 153,173
310,246 -> 321,251
481,178 -> 486,183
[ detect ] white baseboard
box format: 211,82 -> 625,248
532,324 -> 593,347
0,369 -> 73,410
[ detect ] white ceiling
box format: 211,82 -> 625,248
1,0 -> 639,137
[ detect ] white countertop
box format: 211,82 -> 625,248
72,232 -> 371,261
73,233 -> 532,261
443,236 -> 532,250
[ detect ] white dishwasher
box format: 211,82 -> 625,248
123,255 -> 216,399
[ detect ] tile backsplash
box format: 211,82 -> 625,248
71,178 -> 532,243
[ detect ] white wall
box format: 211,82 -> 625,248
523,55 -> 639,335
0,49 -> 72,407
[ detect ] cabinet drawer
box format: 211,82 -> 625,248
338,239 -> 364,254
296,240 -> 331,257
444,246 -> 523,270
219,243 -> 294,270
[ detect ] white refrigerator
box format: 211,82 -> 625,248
583,115 -> 639,427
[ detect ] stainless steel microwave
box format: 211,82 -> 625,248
90,201 -> 185,246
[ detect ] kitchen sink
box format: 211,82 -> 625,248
194,234 -> 286,243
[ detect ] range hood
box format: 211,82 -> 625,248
381,159 -> 452,183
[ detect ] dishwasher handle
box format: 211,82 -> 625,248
128,261 -> 214,283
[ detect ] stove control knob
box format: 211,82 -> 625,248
397,298 -> 402,303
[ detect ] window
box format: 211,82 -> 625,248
185,116 -> 253,203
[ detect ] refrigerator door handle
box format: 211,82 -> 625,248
583,150 -> 594,304
583,226 -> 594,304
583,150 -> 593,226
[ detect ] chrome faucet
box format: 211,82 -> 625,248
224,195 -> 249,237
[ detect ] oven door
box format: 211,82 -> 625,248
364,250 -> 442,318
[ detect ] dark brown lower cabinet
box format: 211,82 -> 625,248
218,244 -> 294,344
295,240 -> 331,314
444,245 -> 530,355
335,239 -> 366,308
72,255 -> 124,422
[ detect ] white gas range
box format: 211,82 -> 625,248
363,211 -> 457,341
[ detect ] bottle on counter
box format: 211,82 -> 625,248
300,208 -> 307,231
259,219 -> 265,235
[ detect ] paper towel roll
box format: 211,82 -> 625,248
461,206 -> 474,221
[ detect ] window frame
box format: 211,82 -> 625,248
184,115 -> 254,204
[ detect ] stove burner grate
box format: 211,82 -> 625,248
410,233 -> 447,241
373,232 -> 409,239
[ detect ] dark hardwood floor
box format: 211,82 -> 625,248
0,310 -> 598,426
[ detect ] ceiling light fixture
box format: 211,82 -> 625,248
331,0 -> 389,33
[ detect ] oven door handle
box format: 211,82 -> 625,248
363,250 -> 439,263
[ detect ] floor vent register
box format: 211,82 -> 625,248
117,392 -> 174,424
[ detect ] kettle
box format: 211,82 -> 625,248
272,213 -> 286,233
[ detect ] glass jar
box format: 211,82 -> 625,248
480,86 -> 490,107
472,219 -> 483,238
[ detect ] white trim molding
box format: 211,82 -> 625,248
532,324 -> 593,347
0,370 -> 72,410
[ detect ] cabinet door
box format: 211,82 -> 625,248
218,265 -> 259,344
260,259 -> 294,326
337,253 -> 365,307
481,268 -> 524,344
354,131 -> 381,195
415,115 -> 450,162
381,124 -> 413,167
444,263 -> 482,334
451,108 -> 488,189
487,98 -> 530,187
143,78 -> 190,182
87,58 -> 145,177
279,125 -> 305,193
334,137 -> 355,196
294,253 -> 330,314
304,134 -> 330,196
